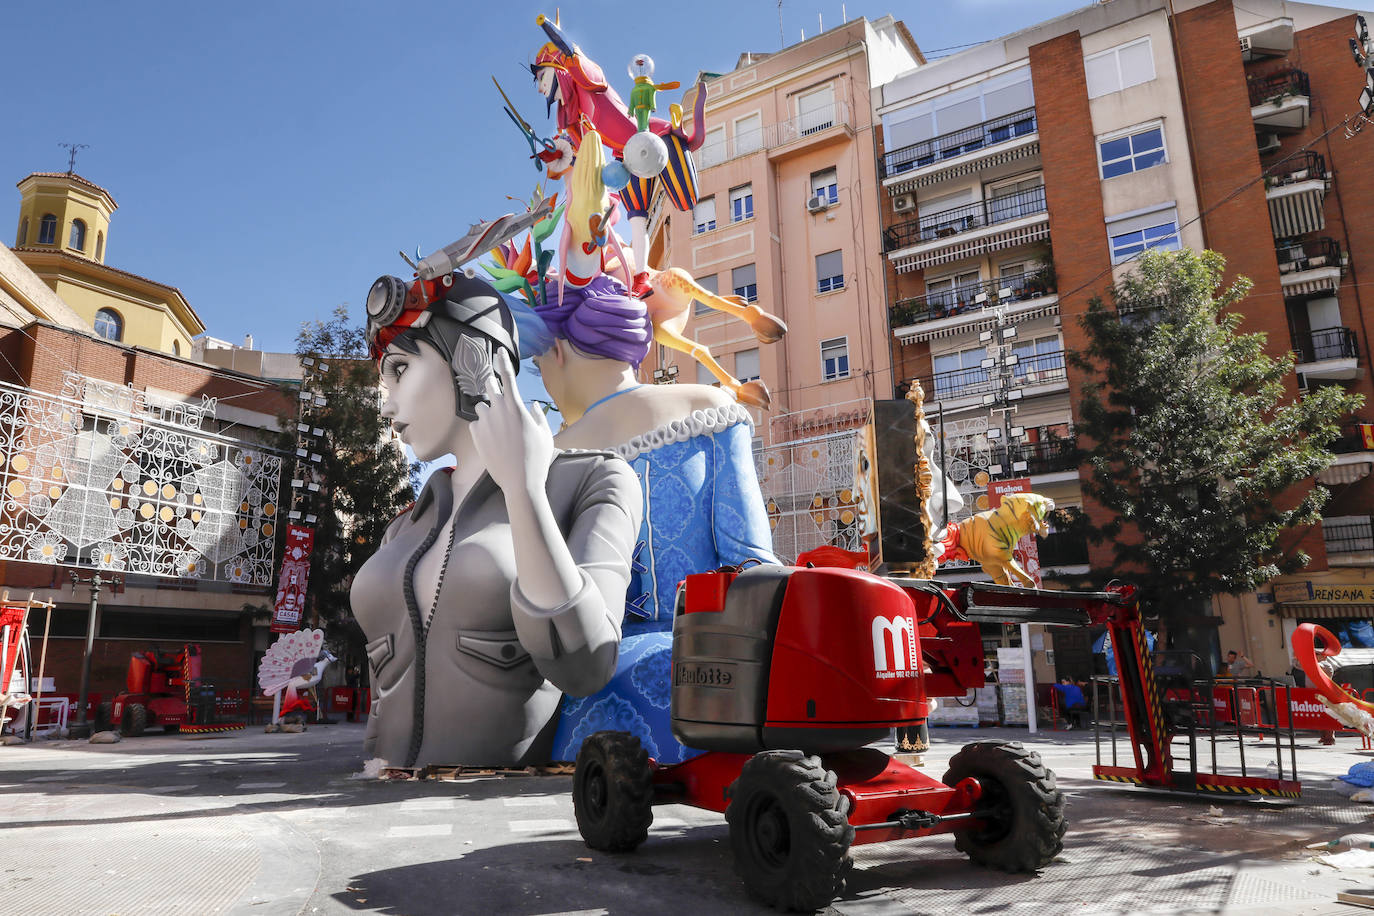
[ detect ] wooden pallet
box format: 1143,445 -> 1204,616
380,762 -> 575,781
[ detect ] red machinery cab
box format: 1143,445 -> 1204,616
672,564 -> 929,754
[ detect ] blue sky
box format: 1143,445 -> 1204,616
2,1 -> 1091,356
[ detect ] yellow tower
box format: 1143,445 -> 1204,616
15,172 -> 116,263
11,171 -> 205,355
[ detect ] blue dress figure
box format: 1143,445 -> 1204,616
510,275 -> 779,764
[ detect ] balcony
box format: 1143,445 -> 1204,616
1249,68 -> 1310,132
1038,529 -> 1090,569
1293,326 -> 1358,380
1276,236 -> 1345,296
900,349 -> 1067,405
696,100 -> 853,169
1265,151 -> 1328,238
1321,424 -> 1374,487
881,108 -> 1039,192
884,185 -> 1050,273
1324,516 -> 1374,560
889,269 -> 1057,335
925,434 -> 1079,479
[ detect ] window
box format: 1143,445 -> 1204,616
1012,334 -> 1065,382
69,219 -> 86,251
925,269 -> 981,312
1085,38 -> 1155,99
1107,204 -> 1181,264
730,184 -> 754,222
173,340 -> 181,356
798,85 -> 836,135
93,308 -> 123,341
1099,123 -> 1166,179
95,231 -> 104,261
733,264 -> 757,303
692,273 -> 719,316
986,175 -> 1045,223
700,126 -> 726,167
734,112 -> 762,155
17,217 -> 28,246
697,362 -> 715,385
821,337 -> 849,381
693,197 -> 717,234
736,348 -> 760,382
38,213 -> 57,245
933,345 -> 988,398
810,168 -> 838,205
816,250 -> 844,293
881,66 -> 1034,155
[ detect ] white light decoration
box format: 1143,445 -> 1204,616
0,373 -> 283,584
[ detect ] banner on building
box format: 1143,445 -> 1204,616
1361,423 -> 1374,450
987,477 -> 1042,587
271,525 -> 315,633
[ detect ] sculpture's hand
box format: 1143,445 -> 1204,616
470,349 -> 555,496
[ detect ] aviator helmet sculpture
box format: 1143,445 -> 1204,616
365,270 -> 521,422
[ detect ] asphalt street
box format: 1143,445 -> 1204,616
3,721 -> 1374,915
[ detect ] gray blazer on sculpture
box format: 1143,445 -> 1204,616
349,448 -> 641,768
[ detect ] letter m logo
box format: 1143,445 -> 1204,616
872,614 -> 917,672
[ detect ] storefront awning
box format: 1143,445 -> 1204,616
1279,603 -> 1374,619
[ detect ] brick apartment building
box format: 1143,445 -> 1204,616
875,0 -> 1373,676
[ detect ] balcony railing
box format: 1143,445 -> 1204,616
1332,422 -> 1372,454
1248,68 -> 1310,107
697,100 -> 852,168
1293,326 -> 1358,363
1266,150 -> 1326,188
1325,516 -> 1374,555
883,185 -> 1047,253
901,349 -> 1067,402
880,107 -> 1038,178
1276,236 -> 1343,275
890,270 -> 1056,327
925,436 -> 1079,478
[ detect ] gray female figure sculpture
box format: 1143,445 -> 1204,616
349,271 -> 642,769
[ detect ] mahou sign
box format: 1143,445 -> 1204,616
271,525 -> 315,633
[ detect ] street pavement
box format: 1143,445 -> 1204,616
3,721 -> 1374,915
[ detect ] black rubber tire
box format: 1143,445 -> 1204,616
573,731 -> 654,852
724,750 -> 854,912
943,739 -> 1065,872
94,701 -> 113,732
120,703 -> 147,738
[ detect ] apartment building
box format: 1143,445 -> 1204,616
642,16 -> 922,560
876,0 -> 1374,675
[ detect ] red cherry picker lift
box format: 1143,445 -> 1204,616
571,564 -> 1302,911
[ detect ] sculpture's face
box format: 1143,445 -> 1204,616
379,340 -> 460,462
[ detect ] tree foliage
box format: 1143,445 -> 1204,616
279,304 -> 413,657
1071,249 -> 1362,609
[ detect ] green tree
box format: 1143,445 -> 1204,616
1071,249 -> 1362,613
280,304 -> 413,663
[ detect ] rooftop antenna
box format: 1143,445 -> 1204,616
777,0 -> 784,49
58,142 -> 89,174
819,12 -> 823,33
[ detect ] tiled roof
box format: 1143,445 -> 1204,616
17,172 -> 117,206
13,247 -> 205,331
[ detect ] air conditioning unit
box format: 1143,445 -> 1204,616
1257,132 -> 1281,155
892,193 -> 916,213
806,194 -> 831,213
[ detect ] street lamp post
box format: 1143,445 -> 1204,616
68,570 -> 120,739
